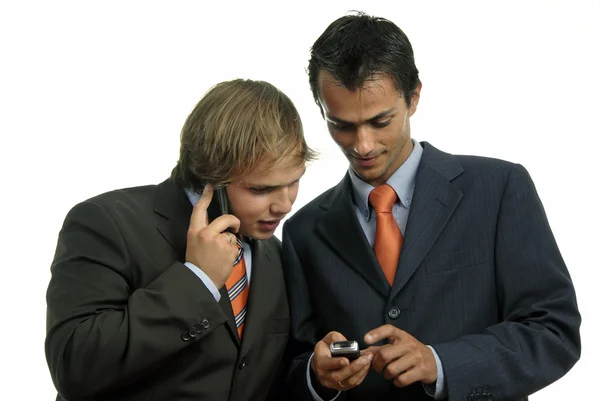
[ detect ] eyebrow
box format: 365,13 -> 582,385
326,108 -> 396,125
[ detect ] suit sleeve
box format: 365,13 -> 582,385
280,222 -> 343,401
45,200 -> 228,400
432,163 -> 581,400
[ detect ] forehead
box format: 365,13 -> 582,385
317,71 -> 403,119
236,154 -> 306,185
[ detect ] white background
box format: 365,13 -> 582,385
1,0 -> 598,399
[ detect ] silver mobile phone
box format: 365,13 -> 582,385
330,340 -> 360,360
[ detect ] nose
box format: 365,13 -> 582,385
353,125 -> 375,156
271,188 -> 293,215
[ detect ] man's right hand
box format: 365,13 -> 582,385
185,184 -> 241,289
311,331 -> 373,392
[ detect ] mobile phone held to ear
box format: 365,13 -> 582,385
330,340 -> 360,361
214,187 -> 234,234
205,184 -> 233,232
215,187 -> 229,216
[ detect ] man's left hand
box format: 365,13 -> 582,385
364,324 -> 437,388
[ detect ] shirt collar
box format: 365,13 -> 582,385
184,188 -> 201,205
349,139 -> 423,221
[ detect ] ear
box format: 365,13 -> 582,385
408,82 -> 422,117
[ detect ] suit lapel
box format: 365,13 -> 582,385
154,178 -> 240,345
316,175 -> 390,298
218,286 -> 241,346
239,239 -> 278,354
390,143 -> 464,299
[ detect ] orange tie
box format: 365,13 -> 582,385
225,237 -> 249,338
369,184 -> 403,286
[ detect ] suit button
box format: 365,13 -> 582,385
201,318 -> 210,329
238,359 -> 247,369
387,307 -> 401,319
188,327 -> 198,338
181,331 -> 191,341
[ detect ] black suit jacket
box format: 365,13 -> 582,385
281,142 -> 580,401
45,178 -> 290,400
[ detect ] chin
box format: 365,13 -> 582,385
352,167 -> 381,183
245,230 -> 274,241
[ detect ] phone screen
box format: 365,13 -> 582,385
333,341 -> 356,349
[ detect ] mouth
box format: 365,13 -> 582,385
258,219 -> 282,231
353,154 -> 380,167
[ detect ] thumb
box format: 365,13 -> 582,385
323,331 -> 347,345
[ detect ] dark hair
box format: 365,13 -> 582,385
308,11 -> 420,113
171,79 -> 317,192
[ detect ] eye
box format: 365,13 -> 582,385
249,187 -> 273,194
328,121 -> 354,131
371,119 -> 392,128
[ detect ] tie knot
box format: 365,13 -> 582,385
233,234 -> 244,265
369,184 -> 398,214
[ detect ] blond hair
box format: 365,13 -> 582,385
172,79 -> 316,191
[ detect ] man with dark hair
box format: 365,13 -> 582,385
282,12 -> 580,401
45,79 -> 315,400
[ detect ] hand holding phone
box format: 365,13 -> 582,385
185,184 -> 241,288
311,332 -> 372,392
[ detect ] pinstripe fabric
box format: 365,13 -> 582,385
281,142 -> 580,401
226,235 -> 248,338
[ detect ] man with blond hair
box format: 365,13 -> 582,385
45,79 -> 315,400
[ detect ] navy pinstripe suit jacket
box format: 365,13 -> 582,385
281,142 -> 580,401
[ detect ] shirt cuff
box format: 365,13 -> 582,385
422,345 -> 447,400
184,262 -> 221,302
306,353 -> 341,401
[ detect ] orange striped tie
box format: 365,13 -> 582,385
369,184 -> 402,286
225,236 -> 249,338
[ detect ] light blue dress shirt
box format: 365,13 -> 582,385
307,140 -> 447,400
182,189 -> 252,302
